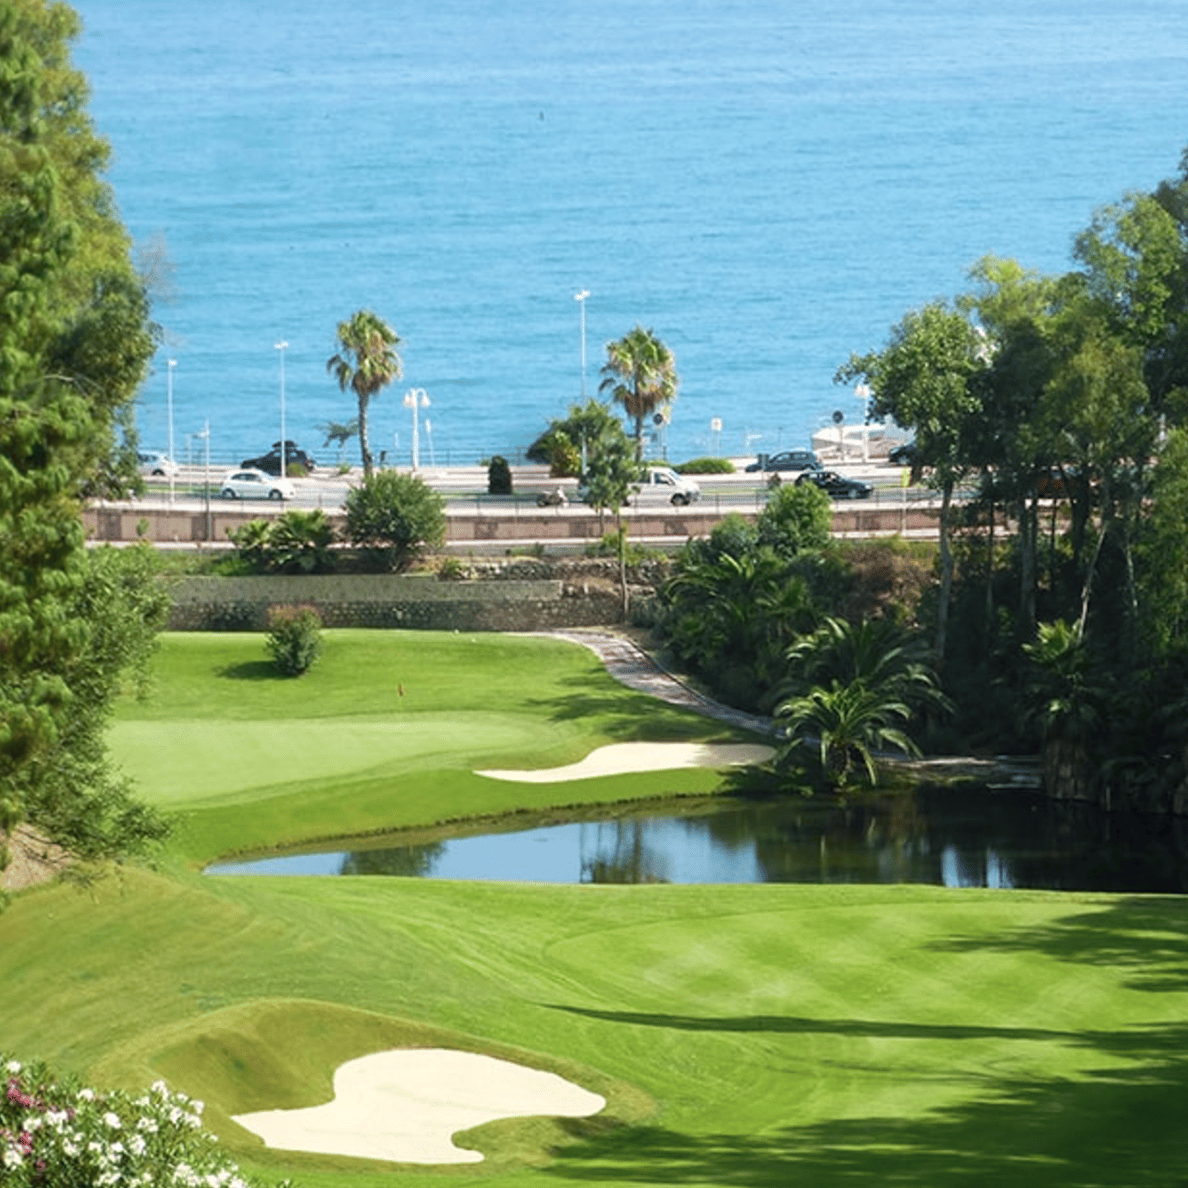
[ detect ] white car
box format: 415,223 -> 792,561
219,468 -> 296,501
137,450 -> 179,477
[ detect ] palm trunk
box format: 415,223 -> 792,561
358,396 -> 373,478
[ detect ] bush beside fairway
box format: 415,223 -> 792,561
1,630 -> 1187,1186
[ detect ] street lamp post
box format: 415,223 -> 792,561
403,388 -> 430,469
855,382 -> 871,463
166,358 -> 177,504
275,340 -> 288,478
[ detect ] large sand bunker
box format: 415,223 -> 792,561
233,1048 -> 605,1164
476,740 -> 774,783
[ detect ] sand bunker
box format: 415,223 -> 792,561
476,741 -> 774,783
232,1048 -> 605,1165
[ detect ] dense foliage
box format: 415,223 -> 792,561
0,2 -> 164,859
343,469 -> 446,571
667,147 -> 1188,806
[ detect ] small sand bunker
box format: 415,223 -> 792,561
476,740 -> 774,783
232,1048 -> 605,1165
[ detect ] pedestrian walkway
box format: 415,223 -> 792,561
525,630 -> 774,736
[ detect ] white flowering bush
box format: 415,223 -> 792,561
1,1054 -> 289,1188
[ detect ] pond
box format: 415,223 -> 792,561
206,785 -> 1188,893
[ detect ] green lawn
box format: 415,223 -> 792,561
3,630 -> 1187,1187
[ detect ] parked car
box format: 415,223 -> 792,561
240,440 -> 317,475
795,469 -> 874,499
745,449 -> 821,473
219,468 -> 296,501
579,466 -> 701,507
888,442 -> 916,466
137,450 -> 179,477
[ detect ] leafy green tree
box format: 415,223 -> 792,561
326,309 -> 402,478
343,470 -> 446,572
838,302 -> 986,662
527,398 -> 629,476
18,545 -> 173,861
0,2 -> 161,860
599,326 -> 679,459
756,481 -> 832,558
580,429 -> 644,615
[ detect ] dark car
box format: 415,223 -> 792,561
745,449 -> 822,473
240,440 -> 317,475
888,442 -> 916,466
795,469 -> 874,499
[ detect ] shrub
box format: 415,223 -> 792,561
267,509 -> 336,573
265,605 -> 323,676
343,471 -> 446,572
229,512 -> 337,574
487,455 -> 513,495
756,481 -> 832,557
674,456 -> 735,474
0,1052 -> 288,1188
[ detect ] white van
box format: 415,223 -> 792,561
578,465 -> 701,508
629,466 -> 701,507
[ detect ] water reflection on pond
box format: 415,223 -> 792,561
207,786 -> 1188,893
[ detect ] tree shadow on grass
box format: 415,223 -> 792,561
928,895 -> 1188,995
527,682 -> 744,743
542,1007 -> 1188,1187
218,660 -> 282,681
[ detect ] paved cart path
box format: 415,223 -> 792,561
521,631 -> 773,736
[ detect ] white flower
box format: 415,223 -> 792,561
129,1133 -> 146,1156
103,1110 -> 122,1128
136,1116 -> 159,1134
4,1060 -> 21,1074
78,1087 -> 95,1101
3,1148 -> 24,1169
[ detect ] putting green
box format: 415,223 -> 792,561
109,714 -> 555,807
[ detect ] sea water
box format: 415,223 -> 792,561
71,0 -> 1188,467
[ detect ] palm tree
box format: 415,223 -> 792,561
777,682 -> 919,792
599,326 -> 679,460
326,310 -> 402,478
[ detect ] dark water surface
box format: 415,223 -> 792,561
207,787 -> 1188,893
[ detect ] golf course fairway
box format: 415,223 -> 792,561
2,630 -> 1186,1186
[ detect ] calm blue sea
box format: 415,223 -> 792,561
72,0 -> 1188,467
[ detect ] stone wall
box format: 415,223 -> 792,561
166,573 -> 641,631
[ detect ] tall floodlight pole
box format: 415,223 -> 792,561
574,289 -> 590,471
403,388 -> 429,469
275,340 -> 289,478
574,289 -> 590,399
166,358 -> 177,504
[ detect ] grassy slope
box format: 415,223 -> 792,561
2,631 -> 1187,1186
